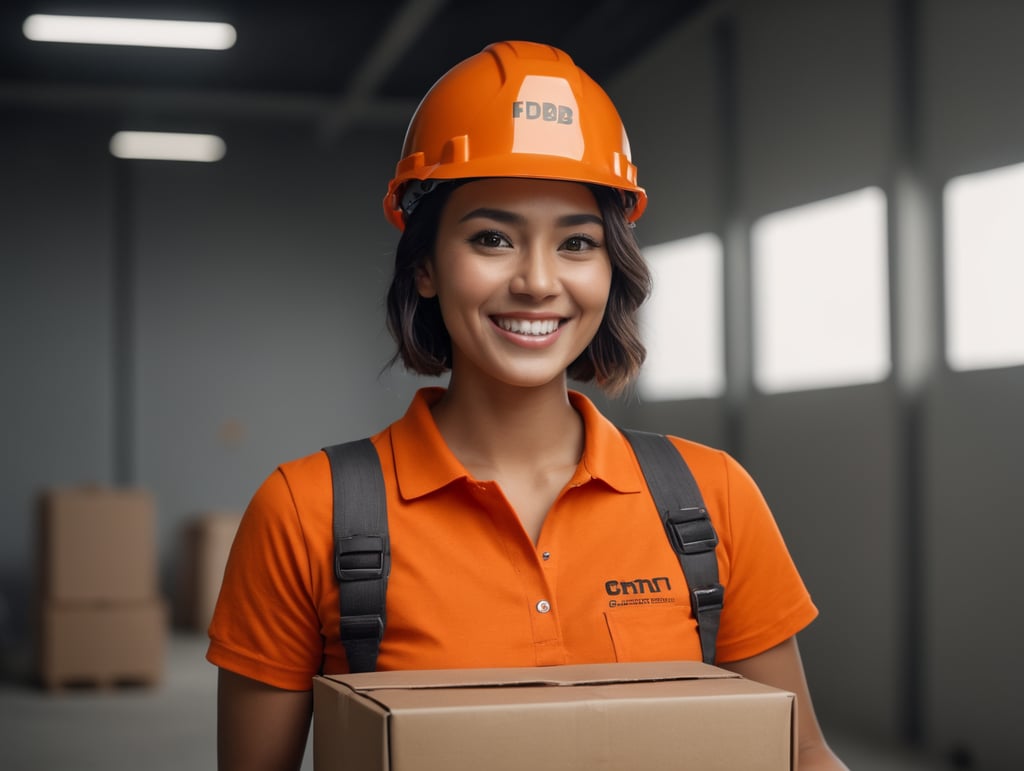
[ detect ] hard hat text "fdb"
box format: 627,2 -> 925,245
512,101 -> 574,125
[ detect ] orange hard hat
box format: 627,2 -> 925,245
383,40 -> 647,230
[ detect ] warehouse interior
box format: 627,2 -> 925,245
2,0 -> 1023,768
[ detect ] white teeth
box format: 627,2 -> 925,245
497,317 -> 560,335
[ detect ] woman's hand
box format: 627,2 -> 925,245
719,637 -> 850,770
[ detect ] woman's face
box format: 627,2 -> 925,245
417,178 -> 612,391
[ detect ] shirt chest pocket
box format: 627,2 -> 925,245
603,604 -> 703,663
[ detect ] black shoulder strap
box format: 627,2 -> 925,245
323,438 -> 389,673
325,431 -> 721,670
622,429 -> 724,665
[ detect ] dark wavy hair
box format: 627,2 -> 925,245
385,181 -> 651,395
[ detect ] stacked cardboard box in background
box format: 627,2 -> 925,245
35,486 -> 168,688
176,511 -> 242,632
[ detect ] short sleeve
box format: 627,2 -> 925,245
712,452 -> 819,663
206,468 -> 325,690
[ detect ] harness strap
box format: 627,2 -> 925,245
324,438 -> 389,673
326,430 -> 722,670
622,429 -> 724,665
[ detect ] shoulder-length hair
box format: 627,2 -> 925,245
384,181 -> 651,396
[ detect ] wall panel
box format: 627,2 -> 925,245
129,123 -> 428,589
0,115 -> 117,635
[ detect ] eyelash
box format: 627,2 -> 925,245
469,230 -> 512,249
562,234 -> 601,252
467,230 -> 602,252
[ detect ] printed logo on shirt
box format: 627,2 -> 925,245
605,576 -> 676,608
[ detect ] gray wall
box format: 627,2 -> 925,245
2,0 -> 1023,767
608,0 -> 1024,767
127,124 -> 433,580
0,117 -> 434,631
2,116 -> 119,626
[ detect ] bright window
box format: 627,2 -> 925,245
639,233 -> 724,400
751,187 -> 890,393
944,162 -> 1024,371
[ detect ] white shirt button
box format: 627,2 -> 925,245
536,600 -> 551,614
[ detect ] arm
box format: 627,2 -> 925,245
719,637 -> 849,771
217,668 -> 313,771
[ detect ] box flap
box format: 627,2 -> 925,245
320,660 -> 739,693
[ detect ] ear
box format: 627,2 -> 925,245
415,261 -> 437,298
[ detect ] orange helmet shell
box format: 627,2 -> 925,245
383,40 -> 647,230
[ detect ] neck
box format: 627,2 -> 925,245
431,376 -> 584,474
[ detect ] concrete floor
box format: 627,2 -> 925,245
0,634 -> 947,770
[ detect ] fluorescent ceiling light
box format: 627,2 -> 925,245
110,131 -> 226,162
23,14 -> 236,50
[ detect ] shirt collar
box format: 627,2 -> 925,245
390,387 -> 644,500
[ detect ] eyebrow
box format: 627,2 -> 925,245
458,208 -> 604,228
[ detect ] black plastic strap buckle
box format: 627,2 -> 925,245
336,535 -> 386,581
665,507 -> 719,554
691,583 -> 725,613
340,613 -> 385,643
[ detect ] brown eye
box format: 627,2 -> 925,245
470,231 -> 512,249
562,235 -> 599,252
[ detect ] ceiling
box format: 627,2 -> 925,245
0,0 -> 712,141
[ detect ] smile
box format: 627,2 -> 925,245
494,317 -> 561,336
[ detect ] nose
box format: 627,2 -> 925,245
509,246 -> 559,299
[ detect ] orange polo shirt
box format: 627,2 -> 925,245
207,387 -> 818,691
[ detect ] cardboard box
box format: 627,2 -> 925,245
176,511 -> 242,631
313,661 -> 795,770
38,599 -> 168,688
37,486 -> 158,602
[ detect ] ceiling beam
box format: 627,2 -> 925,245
0,81 -> 418,125
317,0 -> 450,143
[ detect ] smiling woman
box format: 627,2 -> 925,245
206,39 -> 849,771
415,178 -> 613,395
387,179 -> 649,392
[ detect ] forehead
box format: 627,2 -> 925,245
444,178 -> 600,220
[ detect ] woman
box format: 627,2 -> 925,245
209,40 -> 848,770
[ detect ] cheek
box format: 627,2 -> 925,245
579,263 -> 613,314
431,270 -> 491,334
438,259 -> 498,307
